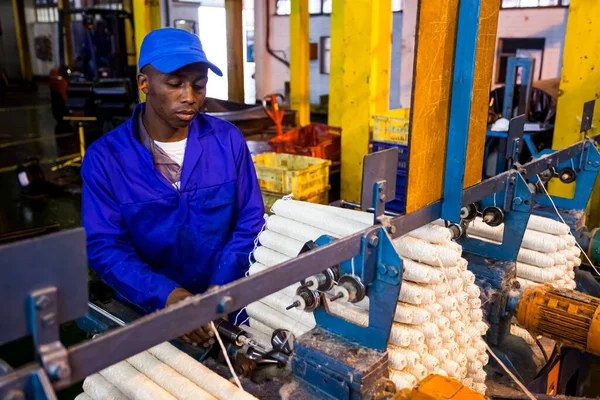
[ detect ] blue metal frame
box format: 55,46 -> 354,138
532,143 -> 600,211
459,173 -> 533,262
502,57 -> 533,119
312,227 -> 402,352
441,0 -> 482,223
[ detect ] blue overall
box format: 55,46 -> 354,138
81,104 -> 265,312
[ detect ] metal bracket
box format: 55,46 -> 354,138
506,115 -> 525,168
360,148 -> 397,222
581,100 -> 595,134
0,364 -> 56,400
28,288 -> 71,383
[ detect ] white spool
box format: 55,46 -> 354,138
286,200 -> 374,226
420,287 -> 437,305
389,370 -> 417,388
451,321 -> 467,335
547,251 -> 568,265
472,339 -> 487,352
99,361 -> 177,400
442,360 -> 461,379
409,363 -> 428,380
560,249 -> 575,261
271,200 -> 368,237
469,298 -> 482,309
148,343 -> 257,400
470,308 -> 484,322
393,236 -> 460,267
390,347 -> 420,367
463,378 -> 475,390
517,262 -> 560,283
562,234 -> 576,246
473,383 -> 487,395
444,310 -> 461,322
402,259 -> 435,283
426,336 -> 443,350
461,270 -> 476,285
423,303 -> 443,316
75,394 -> 93,400
467,326 -> 481,339
434,368 -> 448,377
327,301 -> 369,327
399,303 -> 431,324
388,350 -> 408,370
393,304 -> 414,324
433,284 -> 450,297
429,316 -> 449,332
415,343 -> 429,355
467,360 -> 484,373
468,218 -> 563,252
439,296 -> 458,311
448,278 -> 464,292
442,267 -> 461,279
429,269 -> 444,285
478,351 -> 489,365
527,215 -> 570,235
475,321 -> 489,335
412,322 -> 440,338
516,277 -> 540,290
471,369 -> 487,383
389,324 -> 413,347
444,341 -> 460,354
248,263 -> 269,276
83,373 -> 128,400
247,302 -> 313,337
440,329 -> 456,342
445,240 -> 463,256
253,246 -> 290,267
453,291 -> 469,306
266,215 -> 339,242
454,353 -> 468,368
455,334 -> 472,347
408,224 -> 452,244
398,282 -> 425,305
432,348 -> 451,362
573,257 -> 582,267
465,347 -> 479,362
248,318 -> 275,337
569,245 -> 581,257
567,261 -> 575,270
421,354 -> 440,372
517,248 -> 555,268
127,352 -> 216,400
258,230 -> 305,258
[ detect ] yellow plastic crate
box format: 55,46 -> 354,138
253,153 -> 331,198
373,115 -> 409,145
262,186 -> 330,213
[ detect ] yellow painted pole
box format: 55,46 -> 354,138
225,0 -> 245,102
290,0 -> 310,126
11,0 -> 32,81
549,0 -> 600,204
57,0 -> 73,66
327,0 -> 344,128
122,0 -> 137,66
369,0 -> 392,118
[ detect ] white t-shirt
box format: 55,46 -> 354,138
154,138 -> 187,189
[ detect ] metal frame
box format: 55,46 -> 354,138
502,57 -> 534,119
1,137 -> 599,394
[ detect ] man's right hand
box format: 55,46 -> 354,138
166,288 -> 215,347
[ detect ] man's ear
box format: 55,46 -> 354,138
136,73 -> 149,94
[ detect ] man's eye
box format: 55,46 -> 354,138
167,82 -> 181,87
194,85 -> 206,91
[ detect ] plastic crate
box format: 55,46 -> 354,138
373,116 -> 409,145
262,186 -> 330,213
371,141 -> 409,172
253,153 -> 331,198
269,123 -> 341,161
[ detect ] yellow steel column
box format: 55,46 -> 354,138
549,0 -> 600,203
225,0 -> 245,102
327,0 -> 344,128
11,0 -> 32,81
330,0 -> 391,202
290,0 -> 310,126
57,0 -> 73,66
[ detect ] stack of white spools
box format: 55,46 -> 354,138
465,215 -> 581,290
245,199 -> 490,394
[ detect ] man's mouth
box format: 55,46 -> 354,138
175,111 -> 196,121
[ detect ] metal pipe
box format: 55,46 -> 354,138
266,0 -> 290,67
87,302 -> 126,327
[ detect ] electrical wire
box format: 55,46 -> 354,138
534,337 -> 549,364
485,342 -> 537,400
535,174 -> 600,277
210,321 -> 244,390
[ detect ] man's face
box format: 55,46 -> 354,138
139,63 -> 208,129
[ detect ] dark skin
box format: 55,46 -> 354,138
136,62 -> 216,347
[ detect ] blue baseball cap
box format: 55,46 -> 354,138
138,28 -> 223,76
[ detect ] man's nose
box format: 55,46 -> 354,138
182,85 -> 195,104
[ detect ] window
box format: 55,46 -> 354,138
35,0 -> 59,23
501,0 -> 569,8
275,0 -> 402,15
320,36 -> 330,74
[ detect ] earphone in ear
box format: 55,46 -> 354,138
138,82 -> 148,90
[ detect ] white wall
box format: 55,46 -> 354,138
254,0 -> 404,106
494,7 -> 568,82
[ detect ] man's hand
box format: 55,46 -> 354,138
166,288 -> 215,347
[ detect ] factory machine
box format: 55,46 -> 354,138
2,125 -> 600,399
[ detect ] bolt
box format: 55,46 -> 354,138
48,363 -> 71,380
368,235 -> 379,248
379,194 -> 387,202
513,197 -> 523,206
216,296 -> 233,314
387,225 -> 396,234
329,292 -> 344,302
388,266 -> 399,277
286,301 -> 301,310
35,295 -> 50,310
41,313 -> 56,328
378,264 -> 388,275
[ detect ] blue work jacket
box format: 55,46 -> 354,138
81,104 -> 265,312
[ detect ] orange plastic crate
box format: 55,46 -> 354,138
269,123 -> 341,161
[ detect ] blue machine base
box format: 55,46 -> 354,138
292,327 -> 389,400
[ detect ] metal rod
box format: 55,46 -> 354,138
87,302 -> 126,327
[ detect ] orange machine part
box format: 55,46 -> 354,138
516,285 -> 600,355
400,375 -> 488,400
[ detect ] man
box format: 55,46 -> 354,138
81,28 -> 264,345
